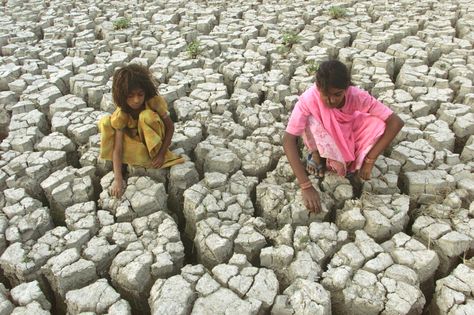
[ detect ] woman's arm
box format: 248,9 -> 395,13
111,129 -> 125,197
283,132 -> 322,213
359,113 -> 404,180
152,114 -> 174,168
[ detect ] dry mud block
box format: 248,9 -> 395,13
360,156 -> 402,195
40,166 -> 96,225
0,280 -> 51,315
99,172 -> 168,222
0,109 -> 48,152
1,188 -> 53,254
401,169 -> 457,204
0,226 -> 90,287
271,279 -> 332,315
322,230 -> 437,315
65,279 -> 131,315
51,108 -> 108,146
429,259 -> 474,315
1,150 -> 67,200
261,222 -> 347,288
336,193 -> 410,242
183,171 -> 257,239
381,232 -> 440,298
35,132 -> 77,165
99,211 -> 185,313
149,254 -> 278,315
256,179 -> 336,229
42,248 -> 97,313
412,191 -> 474,276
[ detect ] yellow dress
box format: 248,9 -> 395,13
98,95 -> 184,168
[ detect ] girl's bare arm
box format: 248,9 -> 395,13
283,132 -> 310,184
366,113 -> 404,160
283,132 -> 322,213
360,113 -> 404,180
152,114 -> 175,168
158,115 -> 174,155
111,129 -> 124,197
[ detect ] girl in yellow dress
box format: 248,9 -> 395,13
99,64 -> 184,198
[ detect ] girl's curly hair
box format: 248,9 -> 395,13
112,64 -> 158,112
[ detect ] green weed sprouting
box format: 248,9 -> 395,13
282,32 -> 301,49
113,17 -> 131,30
328,6 -> 347,19
297,235 -> 310,249
306,60 -> 320,75
278,31 -> 301,56
187,40 -> 202,59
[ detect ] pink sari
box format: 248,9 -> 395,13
286,85 -> 393,176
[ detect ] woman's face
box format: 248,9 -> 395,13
319,86 -> 346,109
126,88 -> 145,110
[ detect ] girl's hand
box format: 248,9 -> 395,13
111,179 -> 125,198
301,186 -> 322,213
152,152 -> 165,168
359,161 -> 374,180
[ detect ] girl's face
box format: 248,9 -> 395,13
126,88 -> 145,110
319,86 -> 346,109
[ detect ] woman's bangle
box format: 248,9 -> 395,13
364,156 -> 376,164
299,181 -> 313,190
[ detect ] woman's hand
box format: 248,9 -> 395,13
359,161 -> 374,180
283,132 -> 322,213
301,186 -> 322,213
111,179 -> 125,198
152,152 -> 165,168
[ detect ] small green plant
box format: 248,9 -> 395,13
22,255 -> 33,264
299,235 -> 310,244
282,32 -> 301,49
278,32 -> 301,57
113,17 -> 131,30
328,6 -> 347,19
187,40 -> 201,59
306,60 -> 320,75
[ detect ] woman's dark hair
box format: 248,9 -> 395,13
316,60 -> 352,93
112,63 -> 158,112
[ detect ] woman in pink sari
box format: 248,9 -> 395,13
283,60 -> 404,213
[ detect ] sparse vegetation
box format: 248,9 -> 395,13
297,235 -> 310,249
282,32 -> 301,49
306,60 -> 320,76
187,40 -> 202,59
113,17 -> 131,30
328,6 -> 347,19
21,254 -> 33,264
278,31 -> 301,57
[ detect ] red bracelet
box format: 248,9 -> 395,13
299,181 -> 313,190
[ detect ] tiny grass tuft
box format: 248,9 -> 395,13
187,40 -> 202,59
328,6 -> 347,19
113,17 -> 131,30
